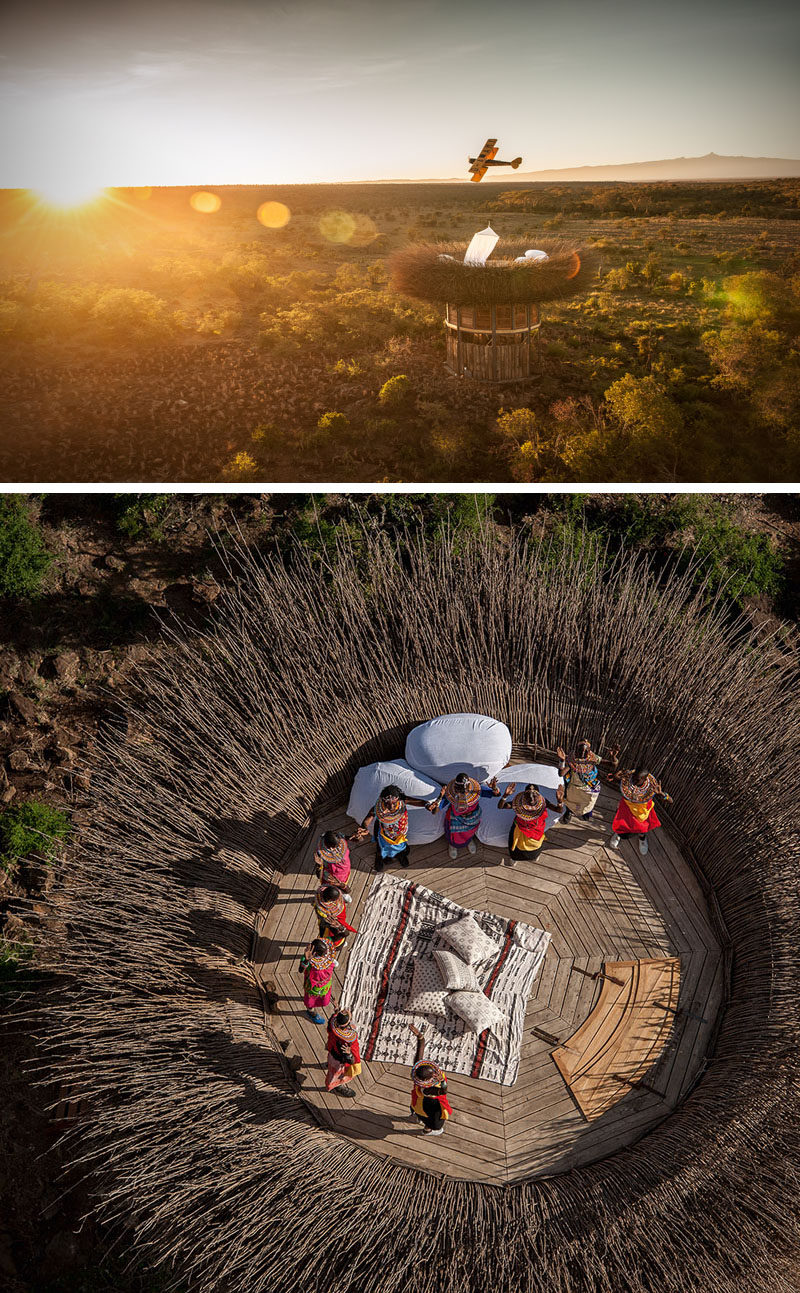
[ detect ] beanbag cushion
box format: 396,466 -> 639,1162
433,949 -> 481,992
438,913 -> 500,966
477,763 -> 564,849
448,989 -> 507,1035
405,714 -> 512,785
406,956 -> 449,1018
346,759 -> 444,844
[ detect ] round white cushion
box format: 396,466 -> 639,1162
477,762 -> 564,849
346,759 -> 444,844
404,714 -> 512,785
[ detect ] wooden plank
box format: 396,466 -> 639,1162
250,803 -> 722,1184
551,959 -> 681,1120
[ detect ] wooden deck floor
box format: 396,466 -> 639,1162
251,785 -> 723,1184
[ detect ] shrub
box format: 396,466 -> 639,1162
603,374 -> 683,440
115,494 -> 173,541
316,411 -> 350,435
680,501 -> 784,609
378,374 -> 413,409
495,407 -> 538,446
195,307 -> 241,336
0,800 -> 72,876
222,452 -> 261,482
0,495 -> 51,598
89,288 -> 178,344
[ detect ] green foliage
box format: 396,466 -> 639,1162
316,410 -> 350,435
495,407 -> 538,445
678,499 -> 784,609
222,451 -> 261,482
0,495 -> 51,598
0,800 -> 72,876
115,494 -> 174,542
603,374 -> 683,440
543,494 -> 784,611
89,288 -> 180,344
378,373 -> 413,408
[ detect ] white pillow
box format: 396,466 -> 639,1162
477,763 -> 564,849
406,956 -> 449,1018
433,949 -> 480,992
448,989 -> 507,1035
439,914 -> 499,966
346,759 -> 444,844
404,713 -> 512,785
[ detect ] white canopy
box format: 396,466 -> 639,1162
463,224 -> 499,267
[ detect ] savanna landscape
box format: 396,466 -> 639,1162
1,180 -> 799,483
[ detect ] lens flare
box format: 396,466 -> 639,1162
190,191 -> 222,214
32,180 -> 106,210
257,200 -> 291,229
319,210 -> 356,244
319,210 -> 378,246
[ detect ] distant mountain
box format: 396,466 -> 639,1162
373,153 -> 800,184
504,153 -> 800,182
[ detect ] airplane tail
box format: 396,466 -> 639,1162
511,157 -> 522,169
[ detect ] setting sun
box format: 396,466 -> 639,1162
32,179 -> 107,211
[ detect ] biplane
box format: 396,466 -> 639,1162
468,138 -> 523,182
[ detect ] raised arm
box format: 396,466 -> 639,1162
497,781 -> 516,810
408,1023 -> 426,1062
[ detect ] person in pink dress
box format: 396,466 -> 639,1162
313,829 -> 364,895
299,937 -> 338,1024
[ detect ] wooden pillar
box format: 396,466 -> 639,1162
490,305 -> 497,382
527,304 -> 532,378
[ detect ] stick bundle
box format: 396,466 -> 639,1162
390,240 -> 599,306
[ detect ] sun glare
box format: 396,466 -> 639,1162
257,200 -> 290,229
33,180 -> 106,210
190,191 -> 222,214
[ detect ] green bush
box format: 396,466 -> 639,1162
89,288 -> 179,344
0,495 -> 51,598
378,374 -> 413,408
316,411 -> 350,435
115,494 -> 173,541
680,501 -> 784,609
0,800 -> 72,875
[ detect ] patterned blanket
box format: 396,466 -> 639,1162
342,874 -> 550,1086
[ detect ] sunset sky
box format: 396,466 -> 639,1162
1,0 -> 798,189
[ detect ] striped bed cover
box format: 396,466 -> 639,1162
342,874 -> 550,1086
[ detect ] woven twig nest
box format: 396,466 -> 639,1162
35,532 -> 800,1293
390,239 -> 599,306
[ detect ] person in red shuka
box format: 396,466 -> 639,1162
609,767 -> 672,856
325,1003 -> 362,1097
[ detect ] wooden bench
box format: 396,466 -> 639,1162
551,958 -> 681,1120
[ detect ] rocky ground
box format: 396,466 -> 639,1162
0,490 -> 798,1289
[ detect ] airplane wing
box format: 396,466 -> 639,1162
470,165 -> 489,183
468,138 -> 498,176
